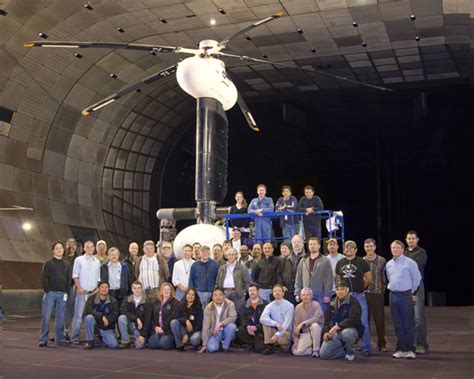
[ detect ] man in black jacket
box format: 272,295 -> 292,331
39,241 -> 72,347
83,281 -> 119,349
252,243 -> 282,302
238,283 -> 267,352
100,247 -> 132,307
320,278 -> 363,361
118,281 -> 152,349
297,185 -> 324,240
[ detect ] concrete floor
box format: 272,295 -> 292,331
1,307 -> 473,379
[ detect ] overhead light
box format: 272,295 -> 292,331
0,9 -> 7,16
410,14 -> 416,20
109,73 -> 117,78
159,17 -> 167,24
361,41 -> 367,47
352,21 -> 358,27
415,36 -> 420,41
245,36 -> 251,41
22,222 -> 32,231
218,8 -> 226,15
116,27 -> 124,33
74,52 -> 82,58
297,28 -> 303,34
84,3 -> 93,10
262,53 -> 268,58
210,18 -> 216,26
310,48 -> 316,53
38,32 -> 48,39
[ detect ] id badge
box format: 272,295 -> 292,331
63,293 -> 68,301
189,315 -> 194,321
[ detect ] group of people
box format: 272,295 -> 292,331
230,184 -> 324,243
39,229 -> 428,361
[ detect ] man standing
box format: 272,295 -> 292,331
252,242 -> 282,302
290,235 -> 305,271
118,281 -> 151,349
248,184 -> 274,243
326,238 -> 344,292
172,244 -> 194,300
100,247 -> 132,307
319,278 -> 363,361
216,247 -> 251,315
95,240 -> 108,265
292,287 -> 324,357
63,237 -> 78,341
260,284 -> 294,355
238,283 -> 267,353
189,245 -> 219,307
199,288 -> 238,353
160,241 -> 177,282
335,240 -> 372,357
404,230 -> 429,354
275,185 -> 299,242
279,242 -> 296,304
238,245 -> 253,271
363,238 -> 388,352
123,242 -> 140,281
294,237 -> 333,313
71,240 -> 101,344
83,281 -> 119,350
212,243 -> 226,266
386,240 -> 421,359
39,241 -> 72,347
135,240 -> 169,301
297,185 -> 324,240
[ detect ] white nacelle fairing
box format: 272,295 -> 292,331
176,56 -> 238,111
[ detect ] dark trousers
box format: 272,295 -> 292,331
366,292 -> 387,347
238,327 -> 265,352
390,290 -> 415,352
304,223 -> 321,240
109,290 -> 123,308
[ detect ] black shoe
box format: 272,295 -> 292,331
245,345 -> 255,352
362,351 -> 372,357
176,346 -> 185,352
38,342 -> 47,347
262,347 -> 274,355
83,341 -> 94,350
119,343 -> 130,350
64,334 -> 71,342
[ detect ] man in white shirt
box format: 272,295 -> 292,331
172,244 -> 194,300
71,240 -> 101,343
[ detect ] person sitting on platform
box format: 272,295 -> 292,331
238,283 -> 267,353
149,282 -> 182,350
297,185 -> 324,240
172,244 -> 194,300
199,288 -> 238,353
100,247 -> 132,307
230,191 -> 250,236
212,243 -> 227,266
260,284 -> 294,355
83,280 -> 119,350
118,281 -> 151,349
248,184 -> 274,243
171,287 -> 203,351
189,245 -> 219,307
276,185 -> 299,242
292,287 -> 324,357
319,278 -> 363,361
252,242 -> 283,302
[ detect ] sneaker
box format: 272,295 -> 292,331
83,341 -> 94,350
392,351 -> 406,359
38,342 -> 47,347
312,350 -> 319,358
119,343 -> 130,350
416,346 -> 427,355
345,354 -> 355,361
405,351 -> 416,359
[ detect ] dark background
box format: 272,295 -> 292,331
160,81 -> 472,306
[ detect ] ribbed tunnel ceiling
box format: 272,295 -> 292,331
0,0 -> 472,274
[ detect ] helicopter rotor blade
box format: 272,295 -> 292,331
24,41 -> 199,55
218,12 -> 285,49
219,52 -> 393,92
82,64 -> 177,116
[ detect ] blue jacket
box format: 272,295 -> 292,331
275,195 -> 299,227
100,261 -> 132,299
248,196 -> 274,224
188,259 -> 219,292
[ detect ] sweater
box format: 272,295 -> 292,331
41,257 -> 72,293
294,254 -> 333,298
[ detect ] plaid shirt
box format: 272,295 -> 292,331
363,254 -> 387,294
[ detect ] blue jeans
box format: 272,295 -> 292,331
206,323 -> 237,352
39,291 -> 67,345
84,314 -> 119,349
71,292 -> 87,341
64,286 -> 75,336
352,292 -> 371,353
414,281 -> 428,349
197,291 -> 211,308
304,223 -> 321,240
254,219 -> 272,243
170,319 -> 201,348
390,290 -> 415,352
320,327 -> 358,359
313,295 -> 329,314
117,315 -> 145,349
176,288 -> 185,301
282,224 -> 299,242
149,333 -> 175,349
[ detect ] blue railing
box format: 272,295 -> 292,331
224,210 -> 344,245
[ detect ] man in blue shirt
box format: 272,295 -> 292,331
248,184 -> 274,243
386,240 -> 421,359
188,246 -> 219,308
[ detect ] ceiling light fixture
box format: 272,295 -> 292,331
352,21 -> 358,27
159,18 -> 167,24
110,73 -> 117,78
83,3 -> 93,10
38,32 -> 48,39
415,36 -> 420,41
22,222 -> 32,231
310,48 -> 316,53
245,36 -> 251,40
361,42 -> 367,47
116,27 -> 124,33
210,18 -> 216,26
410,14 -> 416,20
0,9 -> 7,16
297,28 -> 303,34
218,8 -> 226,15
74,52 -> 82,58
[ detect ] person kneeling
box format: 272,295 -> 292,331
292,287 -> 324,357
199,288 -> 237,353
149,283 -> 182,349
118,281 -> 152,349
171,288 -> 203,351
319,279 -> 364,361
238,283 -> 267,353
260,284 -> 294,355
83,280 -> 119,349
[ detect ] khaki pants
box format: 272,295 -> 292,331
262,325 -> 291,350
291,323 -> 322,355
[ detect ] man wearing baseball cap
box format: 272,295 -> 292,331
320,278 -> 364,361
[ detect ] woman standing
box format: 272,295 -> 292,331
230,191 -> 250,236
